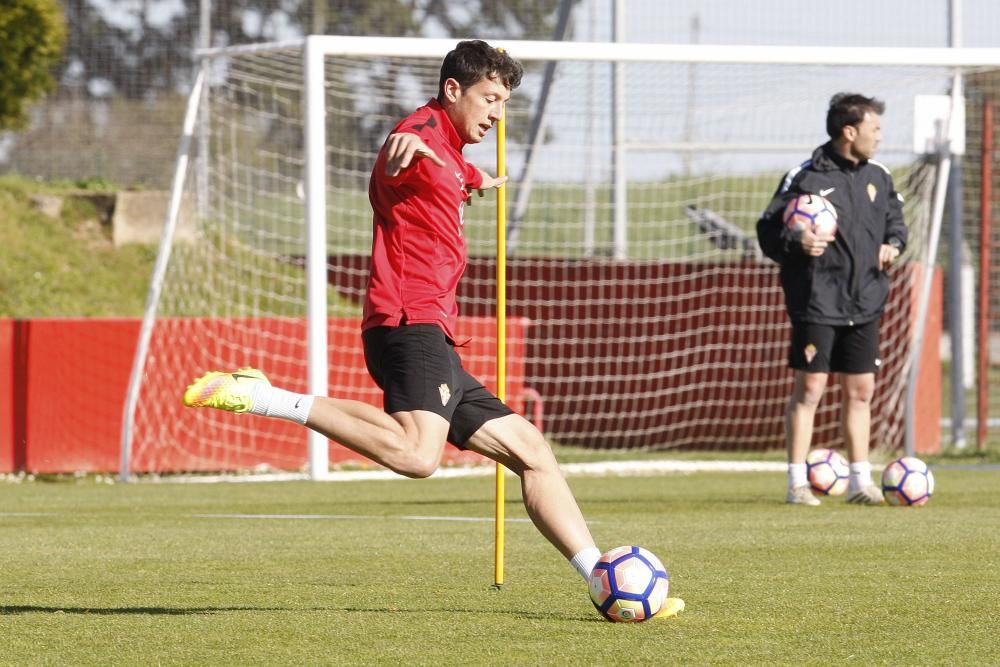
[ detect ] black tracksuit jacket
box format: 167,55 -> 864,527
756,142 -> 908,326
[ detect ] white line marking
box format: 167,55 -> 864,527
166,460 -> 787,484
192,513 -> 533,523
401,515 -> 532,523
561,460 -> 787,475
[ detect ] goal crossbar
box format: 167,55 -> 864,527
195,35 -> 1000,67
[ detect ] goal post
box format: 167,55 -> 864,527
121,36 -> 1000,479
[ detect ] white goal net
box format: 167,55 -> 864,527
121,36 -> 1000,478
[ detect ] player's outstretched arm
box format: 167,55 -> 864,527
383,132 -> 445,177
465,167 -> 508,203
475,168 -> 507,190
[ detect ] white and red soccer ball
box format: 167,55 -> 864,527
881,456 -> 935,506
783,193 -> 838,237
806,448 -> 849,496
589,546 -> 669,623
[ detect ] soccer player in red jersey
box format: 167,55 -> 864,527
185,40 -> 604,584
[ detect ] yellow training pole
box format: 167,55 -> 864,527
493,68 -> 508,590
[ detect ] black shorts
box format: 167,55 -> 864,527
788,319 -> 882,374
361,324 -> 514,447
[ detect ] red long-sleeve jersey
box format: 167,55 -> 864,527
362,99 -> 484,342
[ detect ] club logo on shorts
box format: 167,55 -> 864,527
438,383 -> 451,406
804,344 -> 817,364
867,183 -> 877,202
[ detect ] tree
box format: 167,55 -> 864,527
0,0 -> 67,130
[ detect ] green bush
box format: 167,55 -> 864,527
0,0 -> 66,130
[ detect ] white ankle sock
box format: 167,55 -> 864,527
248,384 -> 314,425
788,463 -> 808,489
570,547 -> 602,581
849,461 -> 873,493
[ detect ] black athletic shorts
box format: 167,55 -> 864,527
788,319 -> 882,374
361,324 -> 514,447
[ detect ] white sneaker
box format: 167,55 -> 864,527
786,485 -> 821,506
847,485 -> 885,505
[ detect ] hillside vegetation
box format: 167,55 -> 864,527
0,175 -> 155,317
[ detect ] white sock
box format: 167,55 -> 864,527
570,547 -> 602,581
788,463 -> 808,489
849,461 -> 873,493
247,384 -> 314,425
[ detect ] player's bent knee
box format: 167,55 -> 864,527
380,441 -> 443,479
796,383 -> 826,407
510,433 -> 560,475
845,390 -> 874,405
389,453 -> 440,479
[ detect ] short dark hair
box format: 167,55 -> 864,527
826,92 -> 886,139
437,40 -> 523,100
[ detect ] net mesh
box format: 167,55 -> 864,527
127,41 -> 995,474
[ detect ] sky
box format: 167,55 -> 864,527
87,0 -> 1000,48
77,0 -> 1000,181
605,0 -> 997,49
459,0 -> 1000,180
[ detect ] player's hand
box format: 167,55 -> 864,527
879,243 -> 901,270
465,169 -> 508,204
800,227 -> 834,257
383,133 -> 445,177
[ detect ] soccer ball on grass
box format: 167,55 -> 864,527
806,447 -> 849,496
588,546 -> 669,622
881,456 -> 935,506
783,193 -> 838,237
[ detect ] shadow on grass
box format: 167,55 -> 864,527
0,604 -> 602,622
0,605 -> 286,615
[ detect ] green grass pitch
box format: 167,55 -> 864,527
1,468 -> 997,665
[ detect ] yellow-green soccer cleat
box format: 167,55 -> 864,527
182,367 -> 269,413
653,597 -> 686,620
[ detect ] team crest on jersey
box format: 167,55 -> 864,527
455,171 -> 468,235
804,344 -> 817,364
867,183 -> 877,202
438,383 -> 451,406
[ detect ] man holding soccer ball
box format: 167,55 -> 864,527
756,93 -> 908,506
182,41 -> 623,602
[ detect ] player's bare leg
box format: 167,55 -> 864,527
184,369 -> 601,574
786,370 -> 827,461
464,413 -> 597,561
840,372 -> 874,463
840,372 -> 883,504
183,369 -> 452,479
784,370 -> 827,505
305,399 -> 450,479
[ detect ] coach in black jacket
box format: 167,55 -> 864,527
756,92 -> 908,507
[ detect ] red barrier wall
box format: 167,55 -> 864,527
912,266 -> 944,453
20,319 -> 140,472
0,319 -> 14,471
327,256 -> 942,453
0,259 -> 942,473
0,317 -> 528,474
